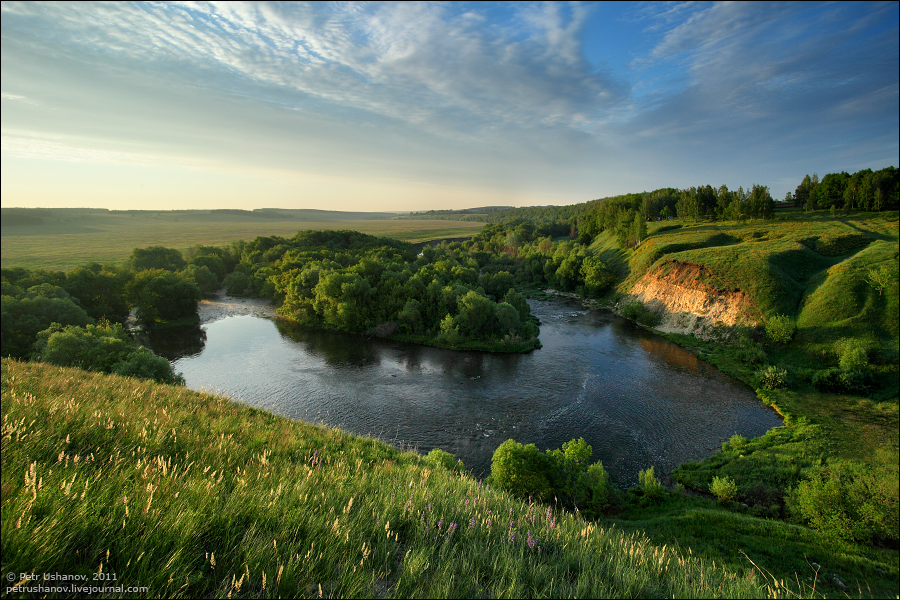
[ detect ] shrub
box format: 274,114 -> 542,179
424,448 -> 466,474
637,311 -> 660,327
756,365 -> 788,389
811,367 -> 842,392
638,466 -> 665,502
490,438 -> 614,517
709,476 -> 738,502
737,345 -> 766,365
621,301 -> 645,320
32,323 -> 181,385
834,338 -> 869,371
786,460 -> 899,544
765,314 -> 795,344
722,434 -> 748,452
489,439 -> 553,502
812,367 -> 873,394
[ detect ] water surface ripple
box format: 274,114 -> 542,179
160,299 -> 782,486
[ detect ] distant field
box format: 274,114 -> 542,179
1,212 -> 484,271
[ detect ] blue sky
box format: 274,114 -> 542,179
1,1 -> 897,211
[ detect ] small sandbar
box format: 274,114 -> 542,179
199,290 -> 277,325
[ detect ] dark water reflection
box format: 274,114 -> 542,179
133,325 -> 206,361
149,300 -> 782,487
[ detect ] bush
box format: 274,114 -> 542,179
638,466 -> 665,502
33,323 -> 181,385
490,438 -> 613,517
736,335 -> 766,365
424,448 -> 466,474
621,301 -> 645,320
489,439 -> 553,502
112,347 -> 184,385
722,434 -> 748,452
709,476 -> 738,502
834,338 -> 869,371
756,365 -> 788,389
637,311 -> 660,327
765,314 -> 795,344
811,367 -> 873,394
786,460 -> 899,544
223,271 -> 250,296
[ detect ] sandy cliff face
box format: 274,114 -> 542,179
627,262 -> 757,337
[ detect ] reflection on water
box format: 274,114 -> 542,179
133,325 -> 206,361
145,299 -> 782,487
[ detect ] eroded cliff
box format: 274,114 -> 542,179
626,261 -> 758,337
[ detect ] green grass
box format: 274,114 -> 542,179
2,358 -> 783,599
585,210 -> 899,598
1,211 -> 484,271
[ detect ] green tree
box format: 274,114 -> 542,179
33,322 -> 181,384
129,246 -> 187,272
63,264 -> 130,322
128,269 -> 202,325
180,264 -> 220,296
632,212 -> 647,246
1,295 -> 94,358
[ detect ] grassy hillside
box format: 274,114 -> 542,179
587,211 -> 898,593
1,210 -> 483,271
2,359 -> 785,599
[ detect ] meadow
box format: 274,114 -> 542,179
2,359 -> 781,599
0,210 -> 484,271
2,207 -> 898,598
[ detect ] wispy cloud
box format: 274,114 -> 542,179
1,1 -> 897,208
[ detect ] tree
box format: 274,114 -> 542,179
581,257 -> 615,297
632,211 -> 647,246
747,184 -> 774,219
63,264 -> 130,322
490,439 -> 553,501
128,246 -> 187,272
1,295 -> 94,358
128,269 -> 202,325
33,322 -> 182,384
180,264 -> 220,296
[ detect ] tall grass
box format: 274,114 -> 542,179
2,359 -> 783,598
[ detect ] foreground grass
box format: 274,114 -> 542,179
2,359 -> 783,599
1,212 -> 483,271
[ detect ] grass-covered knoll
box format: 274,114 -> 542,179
1,209 -> 483,271
2,359 -> 778,599
600,211 -> 899,359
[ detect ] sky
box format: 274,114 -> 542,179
1,1 -> 898,212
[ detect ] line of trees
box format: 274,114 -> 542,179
2,244 -> 244,381
793,166 -> 898,212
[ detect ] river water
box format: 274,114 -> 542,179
140,299 -> 782,487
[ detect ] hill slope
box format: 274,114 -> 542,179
2,359 -> 774,599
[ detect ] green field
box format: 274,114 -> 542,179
1,211 -> 484,271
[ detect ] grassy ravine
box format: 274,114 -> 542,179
2,359 -> 784,599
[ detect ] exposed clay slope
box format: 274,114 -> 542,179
627,261 -> 758,337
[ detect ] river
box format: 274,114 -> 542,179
138,296 -> 782,487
